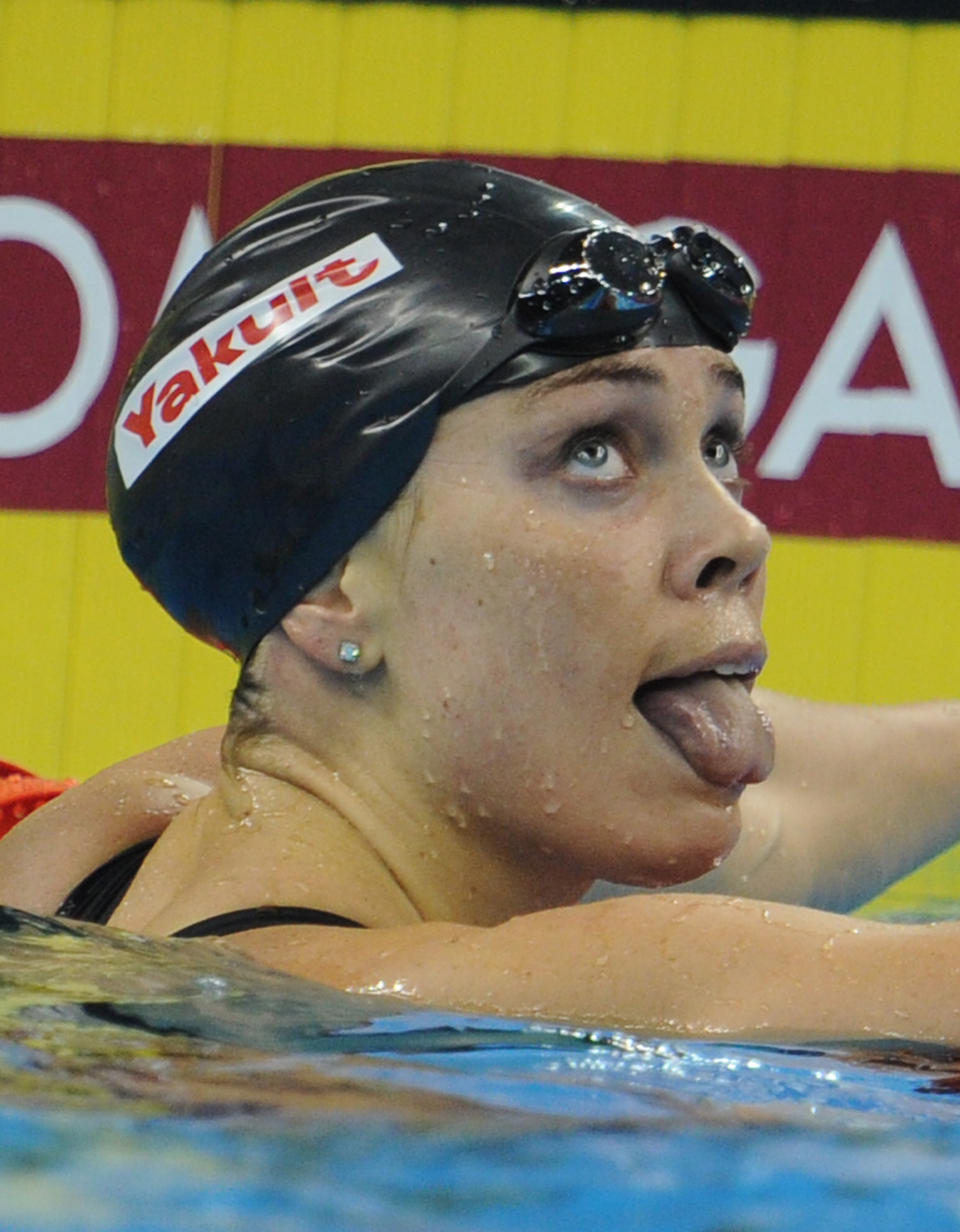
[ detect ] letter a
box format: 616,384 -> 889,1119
758,224 -> 960,487
158,369 -> 200,423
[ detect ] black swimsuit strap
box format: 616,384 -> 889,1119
170,905 -> 365,938
56,841 -> 366,935
57,838 -> 156,924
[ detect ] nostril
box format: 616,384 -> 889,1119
696,556 -> 736,589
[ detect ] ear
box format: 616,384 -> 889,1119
279,557 -> 384,675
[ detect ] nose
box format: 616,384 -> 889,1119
664,483 -> 771,601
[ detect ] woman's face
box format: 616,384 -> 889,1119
380,345 -> 773,889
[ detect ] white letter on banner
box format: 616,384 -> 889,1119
758,224 -> 960,487
155,204 -> 213,321
0,198 -> 118,458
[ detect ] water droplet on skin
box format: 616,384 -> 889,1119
542,799 -> 561,815
621,711 -> 637,729
541,770 -> 557,791
482,552 -> 495,571
444,803 -> 468,829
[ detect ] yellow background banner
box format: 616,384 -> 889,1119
2,1 -> 960,169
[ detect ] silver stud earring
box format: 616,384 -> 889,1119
338,640 -> 362,665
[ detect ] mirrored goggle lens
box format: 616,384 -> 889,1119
654,227 -> 755,348
514,228 -> 664,340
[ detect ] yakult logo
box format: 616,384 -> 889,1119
114,233 -> 402,487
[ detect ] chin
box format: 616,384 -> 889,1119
596,798 -> 742,888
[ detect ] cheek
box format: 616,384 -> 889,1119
396,521 -> 658,800
391,519 -> 741,881
405,517 -> 642,686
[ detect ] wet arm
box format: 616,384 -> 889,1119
218,893 -> 960,1046
677,692 -> 960,910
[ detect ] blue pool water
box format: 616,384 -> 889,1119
3,906 -> 960,1230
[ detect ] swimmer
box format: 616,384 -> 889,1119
5,160 -> 960,1043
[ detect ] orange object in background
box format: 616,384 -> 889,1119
0,760 -> 74,839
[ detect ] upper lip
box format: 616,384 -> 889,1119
635,642 -> 767,693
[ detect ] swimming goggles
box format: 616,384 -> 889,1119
433,224 -> 755,415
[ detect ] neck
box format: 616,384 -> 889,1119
220,724 -> 588,926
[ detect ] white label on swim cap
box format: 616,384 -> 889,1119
113,232 -> 403,487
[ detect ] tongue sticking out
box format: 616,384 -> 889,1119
634,672 -> 774,789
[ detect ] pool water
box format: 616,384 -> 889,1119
3,906 -> 960,1231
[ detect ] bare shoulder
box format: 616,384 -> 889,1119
204,894 -> 960,1043
0,729 -> 220,915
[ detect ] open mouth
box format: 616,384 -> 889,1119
632,661 -> 773,790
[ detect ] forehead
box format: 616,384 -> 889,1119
431,346 -> 745,457
519,346 -> 745,411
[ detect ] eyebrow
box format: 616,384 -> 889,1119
522,356 -> 664,406
709,360 -> 745,397
521,352 -> 745,408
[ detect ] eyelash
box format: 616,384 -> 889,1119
704,424 -> 748,467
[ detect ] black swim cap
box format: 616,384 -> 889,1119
108,160 -> 753,659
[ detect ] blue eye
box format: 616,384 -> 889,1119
564,435 -> 630,481
703,431 -> 743,479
